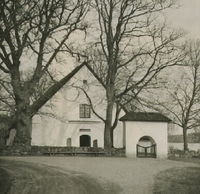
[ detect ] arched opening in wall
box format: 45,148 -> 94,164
66,138 -> 72,147
136,136 -> 156,158
80,135 -> 91,147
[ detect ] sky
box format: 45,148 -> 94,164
167,0 -> 200,39
18,0 -> 200,73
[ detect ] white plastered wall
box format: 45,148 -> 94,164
31,66 -> 124,148
32,115 -> 105,147
32,114 -> 123,148
125,121 -> 168,158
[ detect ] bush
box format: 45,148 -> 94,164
168,147 -> 200,159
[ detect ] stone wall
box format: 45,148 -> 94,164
0,146 -> 125,157
168,147 -> 200,159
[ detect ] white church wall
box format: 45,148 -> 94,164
31,66 -> 124,148
32,115 -> 105,147
68,122 -> 104,147
32,114 -> 123,147
125,121 -> 168,158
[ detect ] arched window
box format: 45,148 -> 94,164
66,138 -> 72,147
80,135 -> 91,147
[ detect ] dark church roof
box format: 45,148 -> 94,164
119,112 -> 171,122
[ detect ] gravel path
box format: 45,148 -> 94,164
1,156 -> 199,194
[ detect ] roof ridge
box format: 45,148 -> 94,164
120,112 -> 171,122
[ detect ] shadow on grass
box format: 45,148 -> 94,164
169,156 -> 200,164
153,167 -> 200,194
0,159 -> 120,194
0,168 -> 12,194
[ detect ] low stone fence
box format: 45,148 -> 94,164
0,145 -> 125,157
31,146 -> 105,156
168,146 -> 200,159
0,145 -> 31,156
109,148 -> 125,157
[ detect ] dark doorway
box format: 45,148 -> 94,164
136,136 -> 156,158
80,135 -> 91,147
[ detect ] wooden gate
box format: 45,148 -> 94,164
136,144 -> 156,158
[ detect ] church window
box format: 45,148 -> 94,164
79,104 -> 91,118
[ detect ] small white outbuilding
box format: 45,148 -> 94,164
120,112 -> 171,159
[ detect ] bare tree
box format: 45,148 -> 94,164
0,0 -> 89,145
85,0 -> 184,149
0,73 -> 14,114
147,41 -> 200,151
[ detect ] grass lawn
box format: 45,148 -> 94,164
1,156 -> 199,194
0,168 -> 12,194
0,159 -> 119,194
169,156 -> 200,164
153,167 -> 200,194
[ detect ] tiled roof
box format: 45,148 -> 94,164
119,112 -> 171,122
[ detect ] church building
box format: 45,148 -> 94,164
31,65 -> 171,158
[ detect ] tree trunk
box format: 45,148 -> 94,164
14,111 -> 32,145
10,65 -> 33,145
0,117 -> 13,146
14,92 -> 32,145
104,116 -> 112,150
110,126 -> 117,148
0,127 -> 7,146
104,88 -> 114,150
183,127 -> 188,152
110,129 -> 114,148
